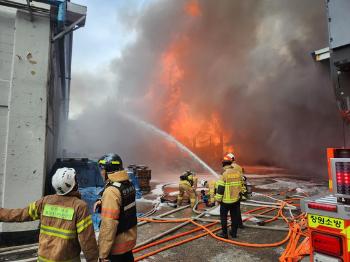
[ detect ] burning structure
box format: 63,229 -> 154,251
66,0 -> 344,177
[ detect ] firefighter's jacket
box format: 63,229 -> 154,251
206,180 -> 216,203
215,164 -> 245,204
0,192 -> 98,262
98,170 -> 137,258
231,163 -> 243,174
179,179 -> 192,188
188,174 -> 198,190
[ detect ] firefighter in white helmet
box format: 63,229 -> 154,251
0,167 -> 98,261
200,179 -> 216,207
215,153 -> 246,239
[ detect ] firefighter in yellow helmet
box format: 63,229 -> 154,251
177,170 -> 197,208
97,153 -> 137,262
215,153 -> 246,239
0,168 -> 98,261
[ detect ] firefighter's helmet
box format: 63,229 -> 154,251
200,179 -> 207,187
52,167 -> 77,195
222,152 -> 235,166
98,153 -> 123,173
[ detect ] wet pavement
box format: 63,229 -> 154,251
0,171 -> 329,262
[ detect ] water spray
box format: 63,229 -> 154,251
122,113 -> 219,178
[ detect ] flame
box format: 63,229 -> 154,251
144,0 -> 234,169
185,0 -> 202,17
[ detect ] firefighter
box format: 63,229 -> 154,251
200,179 -> 216,207
177,170 -> 197,208
224,153 -> 246,228
0,167 -> 98,262
189,171 -> 198,191
97,153 -> 137,262
215,153 -> 245,239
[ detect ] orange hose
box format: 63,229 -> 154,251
243,206 -> 270,214
133,221 -> 218,253
134,224 -> 223,261
190,219 -> 291,248
137,218 -> 189,223
135,193 -> 306,261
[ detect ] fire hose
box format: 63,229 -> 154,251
134,192 -> 309,262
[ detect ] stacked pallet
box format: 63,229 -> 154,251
128,165 -> 152,193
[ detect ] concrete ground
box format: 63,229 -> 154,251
133,173 -> 328,262
0,169 -> 328,261
136,204 -> 288,262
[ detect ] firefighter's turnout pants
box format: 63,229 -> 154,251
220,202 -> 240,236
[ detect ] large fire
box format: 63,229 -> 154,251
145,1 -> 235,169
184,0 -> 202,17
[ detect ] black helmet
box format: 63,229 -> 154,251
98,153 -> 123,173
184,170 -> 194,176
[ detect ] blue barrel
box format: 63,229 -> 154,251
127,169 -> 142,199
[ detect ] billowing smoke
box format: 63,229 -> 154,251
66,0 -> 344,177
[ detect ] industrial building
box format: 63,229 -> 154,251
0,0 -> 86,242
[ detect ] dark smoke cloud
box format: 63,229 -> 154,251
66,0 -> 344,177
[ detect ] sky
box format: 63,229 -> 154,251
70,0 -> 153,117
72,0 -> 149,70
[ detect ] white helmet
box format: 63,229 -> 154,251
200,179 -> 207,187
52,167 -> 77,195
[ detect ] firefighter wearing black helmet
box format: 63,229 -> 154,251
177,170 -> 197,208
97,153 -> 137,262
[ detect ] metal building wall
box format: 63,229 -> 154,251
0,1 -> 80,241
0,7 -> 15,209
0,8 -> 51,234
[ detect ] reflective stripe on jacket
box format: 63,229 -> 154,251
98,170 -> 137,258
215,165 -> 244,204
0,192 -> 98,262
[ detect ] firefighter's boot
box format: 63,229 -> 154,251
216,231 -> 228,239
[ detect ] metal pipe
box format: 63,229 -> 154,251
135,212 -> 206,249
0,243 -> 38,254
0,246 -> 38,256
52,16 -> 85,42
137,205 -> 190,226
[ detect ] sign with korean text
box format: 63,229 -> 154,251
43,204 -> 74,221
308,214 -> 344,230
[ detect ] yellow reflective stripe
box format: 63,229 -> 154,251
226,182 -> 241,186
77,219 -> 92,233
40,225 -> 76,240
98,160 -> 120,165
76,215 -> 92,233
40,229 -> 76,240
224,185 -> 229,200
37,255 -> 80,262
41,224 -> 75,234
28,202 -> 39,220
76,215 -> 91,228
216,180 -> 225,186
